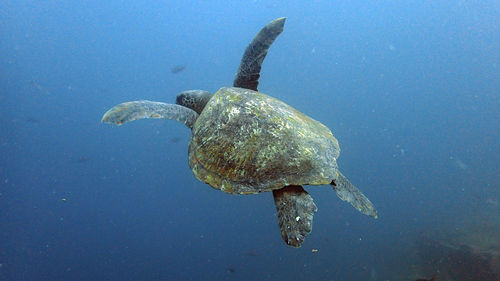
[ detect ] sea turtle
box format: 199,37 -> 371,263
102,18 -> 377,247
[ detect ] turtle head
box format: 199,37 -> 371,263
176,90 -> 212,115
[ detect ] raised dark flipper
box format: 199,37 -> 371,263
272,185 -> 317,247
102,100 -> 199,129
234,17 -> 286,91
331,172 -> 378,218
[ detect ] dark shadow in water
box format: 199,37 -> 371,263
25,117 -> 40,124
169,136 -> 181,143
76,156 -> 90,164
244,251 -> 259,257
171,64 -> 186,74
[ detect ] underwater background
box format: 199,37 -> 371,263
1,1 -> 499,280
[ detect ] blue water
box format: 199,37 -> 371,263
1,1 -> 499,280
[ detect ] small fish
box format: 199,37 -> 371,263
227,266 -> 236,273
76,156 -> 90,163
29,80 -> 51,95
450,155 -> 468,170
171,64 -> 186,74
414,274 -> 437,281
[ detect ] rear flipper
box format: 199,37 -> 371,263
331,172 -> 378,218
272,185 -> 317,247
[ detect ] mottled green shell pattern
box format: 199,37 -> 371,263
189,87 -> 340,194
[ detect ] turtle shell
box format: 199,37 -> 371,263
188,87 -> 340,194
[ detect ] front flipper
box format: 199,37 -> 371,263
331,172 -> 378,219
102,100 -> 199,129
234,17 -> 286,91
272,185 -> 317,247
